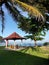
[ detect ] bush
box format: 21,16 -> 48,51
43,42 -> 49,46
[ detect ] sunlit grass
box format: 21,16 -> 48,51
19,47 -> 49,59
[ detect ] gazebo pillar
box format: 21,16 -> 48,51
14,40 -> 16,49
21,39 -> 23,46
5,40 -> 8,48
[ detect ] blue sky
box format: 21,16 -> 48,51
0,4 -> 49,43
0,4 -> 28,37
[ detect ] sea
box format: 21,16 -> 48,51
0,42 -> 44,47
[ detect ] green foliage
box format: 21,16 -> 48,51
0,36 -> 5,43
0,36 -> 3,41
25,35 -> 44,40
43,42 -> 49,46
19,0 -> 49,13
0,0 -> 49,36
0,0 -> 48,32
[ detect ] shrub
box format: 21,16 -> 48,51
43,42 -> 49,46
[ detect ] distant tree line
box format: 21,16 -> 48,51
0,36 -> 5,43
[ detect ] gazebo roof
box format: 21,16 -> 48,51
3,32 -> 25,40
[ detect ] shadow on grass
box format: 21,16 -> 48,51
20,47 -> 29,52
20,47 -> 40,53
0,49 -> 49,65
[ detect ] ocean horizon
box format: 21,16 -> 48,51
0,42 -> 43,47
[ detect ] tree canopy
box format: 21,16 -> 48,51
17,0 -> 49,44
0,0 -> 47,32
17,0 -> 49,34
0,0 -> 49,41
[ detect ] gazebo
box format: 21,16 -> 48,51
3,32 -> 25,49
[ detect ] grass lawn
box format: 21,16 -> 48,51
0,46 -> 49,65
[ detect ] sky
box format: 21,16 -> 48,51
0,4 -> 49,44
0,4 -> 28,37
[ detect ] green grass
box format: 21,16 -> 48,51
0,46 -> 49,65
19,47 -> 49,59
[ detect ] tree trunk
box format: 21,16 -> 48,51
34,37 -> 37,46
34,40 -> 37,46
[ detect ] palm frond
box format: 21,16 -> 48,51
0,6 -> 5,33
5,2 -> 21,22
5,1 -> 29,23
15,0 -> 45,21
